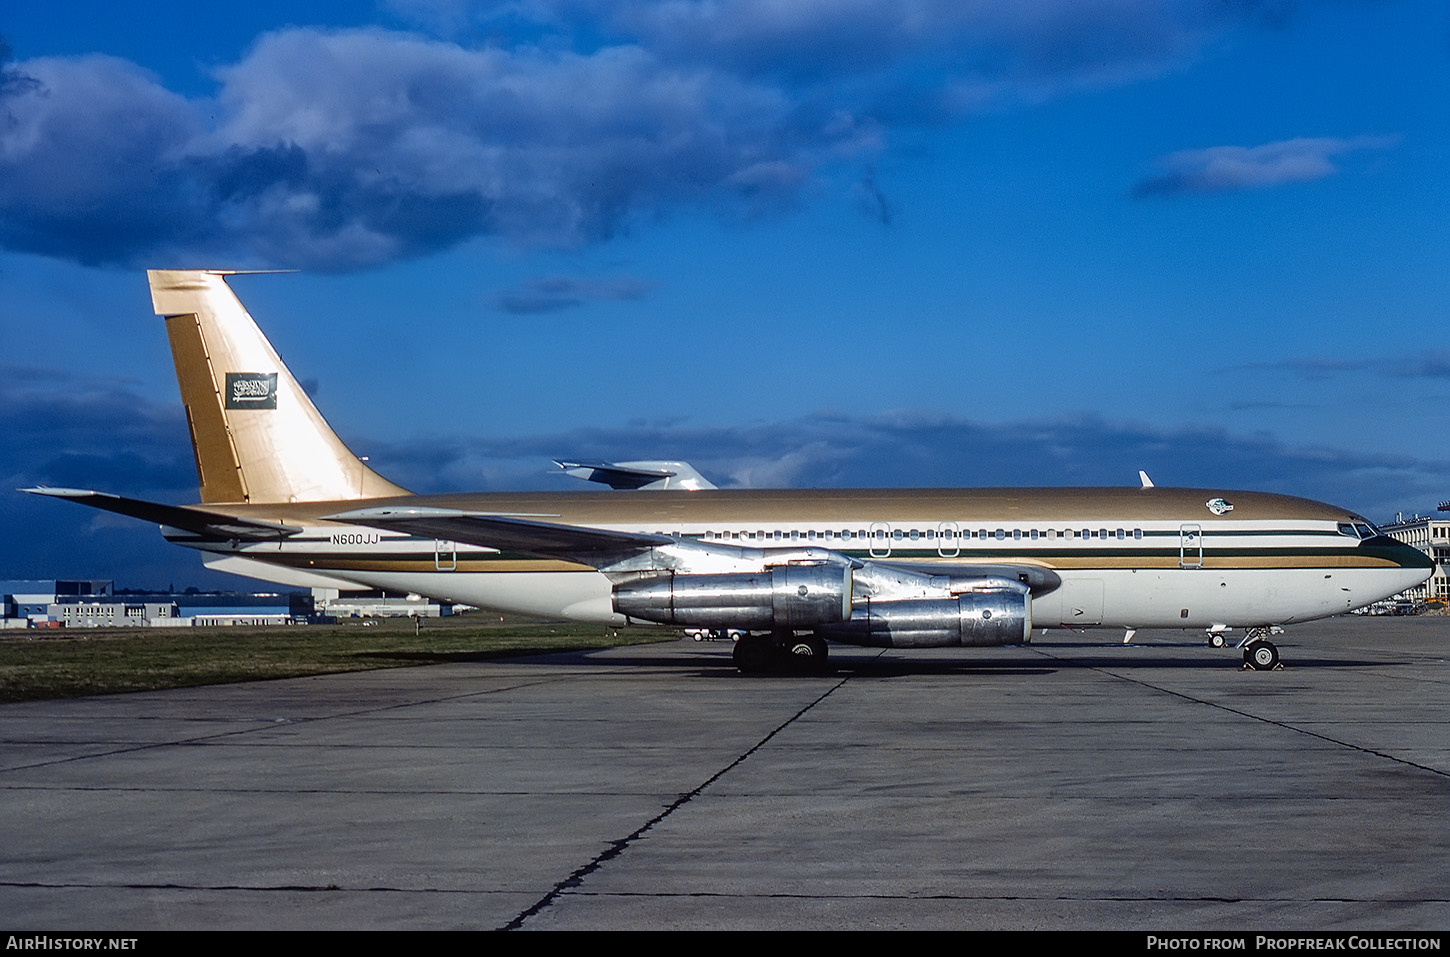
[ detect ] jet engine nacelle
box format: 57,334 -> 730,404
816,591 -> 1032,648
612,564 -> 851,629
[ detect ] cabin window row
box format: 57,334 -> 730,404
689,528 -> 1146,542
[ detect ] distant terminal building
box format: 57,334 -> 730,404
49,601 -> 181,628
1,579 -> 113,619
2,580 -> 457,628
1380,516 -> 1450,602
1,580 -> 306,628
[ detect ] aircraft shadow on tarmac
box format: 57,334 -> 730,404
707,645 -> 1383,676
348,642 -> 1383,677
731,653 -> 1379,678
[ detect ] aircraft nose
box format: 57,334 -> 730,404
1361,535 -> 1436,572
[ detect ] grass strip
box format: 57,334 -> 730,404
0,616 -> 679,702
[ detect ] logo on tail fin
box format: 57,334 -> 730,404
225,373 -> 278,409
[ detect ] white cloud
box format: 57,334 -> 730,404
1134,136 -> 1400,197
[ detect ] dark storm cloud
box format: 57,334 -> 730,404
1394,352 -> 1450,380
8,364 -> 1440,585
544,1 -> 1234,89
0,366 -> 196,495
0,4 -> 1331,271
0,31 -> 817,270
12,357 -> 1429,518
1,364 -> 386,587
0,55 -> 209,266
0,36 -> 40,96
1132,136 -> 1399,198
853,166 -> 894,226
493,274 -> 658,313
357,409 -> 1446,523
0,366 -> 209,586
1237,351 -> 1450,381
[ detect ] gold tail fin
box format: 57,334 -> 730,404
149,270 -> 409,505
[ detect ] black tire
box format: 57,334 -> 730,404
785,636 -> 830,673
733,635 -> 777,674
1244,641 -> 1280,671
1209,634 -> 1226,649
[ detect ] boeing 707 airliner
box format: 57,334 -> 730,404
26,271 -> 1434,672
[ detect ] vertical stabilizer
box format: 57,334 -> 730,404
149,270 -> 408,505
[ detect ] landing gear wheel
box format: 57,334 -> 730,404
1209,634 -> 1226,649
1244,641 -> 1280,671
733,635 -> 777,674
785,636 -> 830,673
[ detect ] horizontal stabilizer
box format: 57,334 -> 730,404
20,487 -> 302,540
553,459 -> 716,490
328,506 -> 671,562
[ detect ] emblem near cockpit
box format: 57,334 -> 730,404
1206,498 -> 1234,515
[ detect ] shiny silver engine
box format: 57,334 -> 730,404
815,591 -> 1032,648
612,564 -> 852,629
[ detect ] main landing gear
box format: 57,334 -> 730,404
732,632 -> 831,675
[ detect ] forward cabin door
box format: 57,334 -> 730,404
1179,524 -> 1203,569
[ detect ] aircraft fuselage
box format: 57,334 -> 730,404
169,485 -> 1434,633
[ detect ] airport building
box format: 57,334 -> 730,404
1,580 -> 306,628
1,579 -> 114,619
1380,515 -> 1450,602
1,580 -> 457,628
47,601 -> 182,628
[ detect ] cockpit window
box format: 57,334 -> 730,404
1338,522 -> 1383,540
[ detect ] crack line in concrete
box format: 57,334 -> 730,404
0,675 -> 576,774
501,672 -> 855,930
1028,645 -> 1450,779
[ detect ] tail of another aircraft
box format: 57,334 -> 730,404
149,270 -> 408,505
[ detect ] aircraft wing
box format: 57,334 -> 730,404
327,506 -> 672,562
20,487 -> 303,540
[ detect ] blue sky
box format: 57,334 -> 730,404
2,1 -> 1447,588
